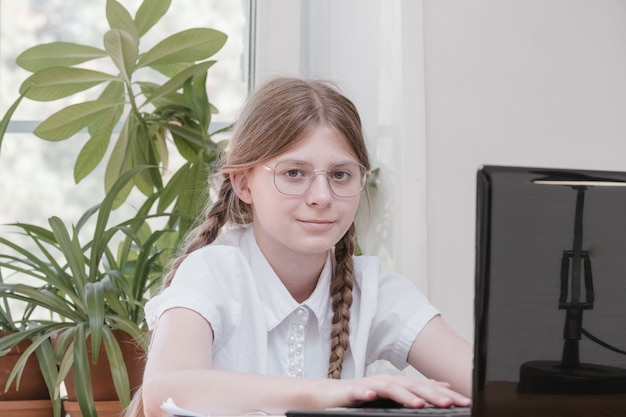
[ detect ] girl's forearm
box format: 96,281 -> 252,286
142,369 -> 337,417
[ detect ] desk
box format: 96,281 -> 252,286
475,381 -> 626,417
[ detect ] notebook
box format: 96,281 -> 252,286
287,165 -> 626,417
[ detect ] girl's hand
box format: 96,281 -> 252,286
316,374 -> 471,410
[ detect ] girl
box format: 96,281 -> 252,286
140,77 -> 472,416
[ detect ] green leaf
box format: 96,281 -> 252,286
104,29 -> 139,82
34,100 -> 122,141
73,326 -> 97,417
0,284 -> 83,322
138,28 -> 227,68
168,123 -> 205,157
19,68 -> 118,102
183,71 -> 210,132
92,167 -> 148,268
0,93 -> 27,155
102,329 -> 131,407
173,160 -> 207,232
33,336 -> 63,417
102,275 -> 128,318
16,42 -> 107,72
48,217 -> 87,298
104,118 -> 133,198
87,81 -> 125,137
158,157 -> 206,226
85,282 -> 105,362
142,60 -> 216,108
132,123 -> 162,196
4,331 -> 45,391
135,0 -> 172,37
149,62 -> 193,78
106,0 -> 139,40
74,109 -> 117,183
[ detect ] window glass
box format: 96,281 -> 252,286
0,0 -> 247,228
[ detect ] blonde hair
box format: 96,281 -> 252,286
163,77 -> 370,378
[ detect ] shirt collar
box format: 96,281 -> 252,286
240,227 -> 332,332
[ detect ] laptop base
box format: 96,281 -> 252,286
518,360 -> 626,395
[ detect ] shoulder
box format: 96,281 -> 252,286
180,227 -> 252,271
351,255 -> 425,301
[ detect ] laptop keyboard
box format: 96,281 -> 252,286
346,406 -> 471,416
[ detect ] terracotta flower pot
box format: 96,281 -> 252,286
62,400 -> 122,417
0,400 -> 54,417
0,331 -> 53,417
63,330 -> 145,402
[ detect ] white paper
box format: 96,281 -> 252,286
161,398 -> 209,417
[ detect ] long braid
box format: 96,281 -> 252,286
162,175 -> 241,287
327,223 -> 356,379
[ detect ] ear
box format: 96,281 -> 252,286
230,171 -> 253,204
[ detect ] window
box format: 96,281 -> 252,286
0,0 -> 248,228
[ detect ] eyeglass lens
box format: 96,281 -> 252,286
272,160 -> 366,197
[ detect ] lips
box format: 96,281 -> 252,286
298,219 -> 335,230
299,219 -> 334,224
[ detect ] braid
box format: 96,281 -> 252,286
162,175 -> 237,287
327,223 -> 356,379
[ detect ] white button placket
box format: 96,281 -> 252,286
288,307 -> 308,378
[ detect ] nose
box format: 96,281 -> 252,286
305,173 -> 333,206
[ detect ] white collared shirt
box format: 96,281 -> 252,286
145,226 -> 439,378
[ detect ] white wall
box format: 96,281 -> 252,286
254,0 -> 626,343
255,0 -> 431,301
422,0 -> 626,340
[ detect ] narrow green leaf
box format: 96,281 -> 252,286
34,100 -> 121,141
135,0 -> 172,37
158,160 -> 192,212
48,217 -> 87,298
75,204 -> 101,233
96,77 -> 126,103
141,83 -> 186,108
102,275 -> 128,317
138,28 -> 227,68
55,334 -> 75,392
5,335 -> 43,391
74,108 -> 118,183
142,60 -> 216,108
131,229 -> 168,301
104,29 -> 139,82
149,62 -> 192,78
0,284 -> 83,323
102,328 -> 131,407
106,0 -> 139,40
33,337 -> 63,417
104,118 -> 133,198
130,124 -> 160,196
185,71 -> 210,131
85,282 -> 105,362
174,160 -> 207,229
16,42 -> 107,72
169,123 -> 210,150
19,68 -> 118,102
0,93 -> 26,155
73,326 -> 97,417
97,166 -> 156,260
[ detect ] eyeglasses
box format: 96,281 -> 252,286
261,160 -> 370,198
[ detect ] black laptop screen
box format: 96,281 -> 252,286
474,165 -> 626,414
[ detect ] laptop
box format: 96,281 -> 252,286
287,165 -> 626,417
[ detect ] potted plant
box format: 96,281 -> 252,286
0,0 -> 230,238
0,167 -> 180,417
0,279 -> 60,417
0,1 -> 232,415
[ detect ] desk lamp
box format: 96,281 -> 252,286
518,175 -> 626,395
